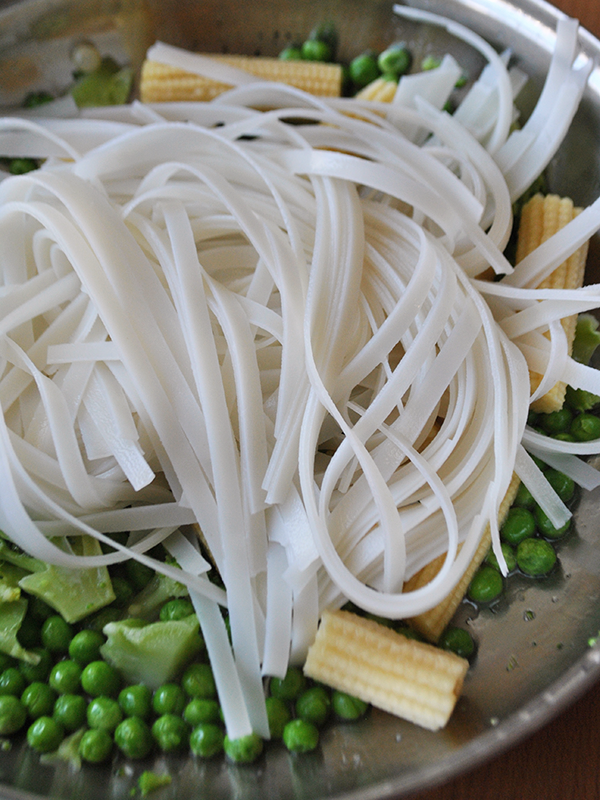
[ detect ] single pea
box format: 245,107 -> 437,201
513,481 -> 535,510
485,541 -> 517,574
26,716 -> 64,753
534,506 -> 571,540
114,716 -> 153,760
28,597 -> 55,623
183,698 -> 221,727
81,661 -> 121,698
118,684 -> 152,720
467,565 -> 504,605
438,627 -> 476,660
295,685 -> 331,727
110,576 -> 135,609
152,714 -> 190,752
181,663 -> 216,699
87,696 -> 123,732
349,51 -> 380,89
553,432 -> 576,442
9,158 -> 38,175
49,660 -> 82,695
571,412 -> 600,441
421,55 -> 441,70
283,718 -> 319,753
21,682 -> 57,720
79,727 -> 113,764
544,468 -> 575,504
53,694 -> 87,732
223,732 -> 263,764
331,691 -> 369,721
269,667 -> 306,701
278,45 -> 303,61
0,695 -> 27,735
300,39 -> 332,62
153,683 -> 186,716
125,560 -> 155,592
190,722 -> 224,758
69,629 -> 106,666
265,696 -> 291,739
82,606 -> 122,633
377,43 -> 412,76
0,667 -> 26,697
308,21 -> 338,60
516,538 -> 557,576
500,507 -> 537,546
41,615 -> 74,654
19,648 -> 53,683
539,407 -> 573,435
159,598 -> 194,622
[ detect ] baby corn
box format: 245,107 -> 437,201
516,193 -> 588,413
140,55 -> 343,103
355,76 -> 398,102
405,472 -> 521,642
304,609 -> 469,731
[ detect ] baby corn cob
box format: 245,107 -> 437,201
516,193 -> 588,413
405,471 -> 521,642
355,76 -> 398,102
140,55 -> 343,103
304,609 -> 469,731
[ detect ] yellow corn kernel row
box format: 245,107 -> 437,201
355,76 -> 398,102
516,193 -> 589,413
304,609 -> 469,731
405,471 -> 521,642
140,56 -> 343,103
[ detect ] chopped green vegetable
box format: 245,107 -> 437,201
572,313 -> 600,365
0,600 -> 40,664
70,56 -> 133,107
138,771 -> 172,796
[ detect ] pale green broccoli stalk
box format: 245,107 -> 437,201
0,599 -> 40,663
71,57 -> 133,107
572,313 -> 600,365
18,536 -> 115,624
40,728 -> 86,770
138,772 -> 172,796
565,385 -> 600,412
126,562 -> 188,621
100,615 -> 203,689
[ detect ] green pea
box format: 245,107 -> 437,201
349,52 -> 380,89
300,39 -> 332,62
223,732 -> 263,763
308,21 -> 338,60
534,506 -> 571,540
570,412 -> 600,441
544,468 -> 575,503
110,576 -> 135,609
0,695 -> 27,735
82,606 -> 122,632
21,682 -> 57,720
69,629 -> 106,665
125,560 -> 154,592
269,667 -> 306,701
500,507 -> 536,546
49,660 -> 82,695
79,727 -> 113,764
9,158 -> 38,175
181,663 -> 216,699
53,694 -> 87,732
159,598 -> 194,622
114,716 -> 153,760
87,696 -> 123,732
27,716 -> 64,753
282,718 -> 319,753
153,683 -> 186,716
278,45 -> 303,61
183,698 -> 221,727
485,542 -> 517,574
19,648 -> 53,683
118,684 -> 152,720
28,597 -> 55,623
295,685 -> 331,727
265,696 -> 291,739
377,44 -> 412,76
0,667 -> 26,697
81,661 -> 121,698
189,722 -> 224,758
467,565 -> 503,605
41,615 -> 73,654
438,627 -> 476,660
331,691 -> 369,721
513,481 -> 535,510
539,407 -> 573,435
152,713 -> 189,752
516,538 -> 557,576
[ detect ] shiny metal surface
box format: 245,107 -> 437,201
1,0 -> 600,797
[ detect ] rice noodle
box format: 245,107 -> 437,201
1,14 -> 600,736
